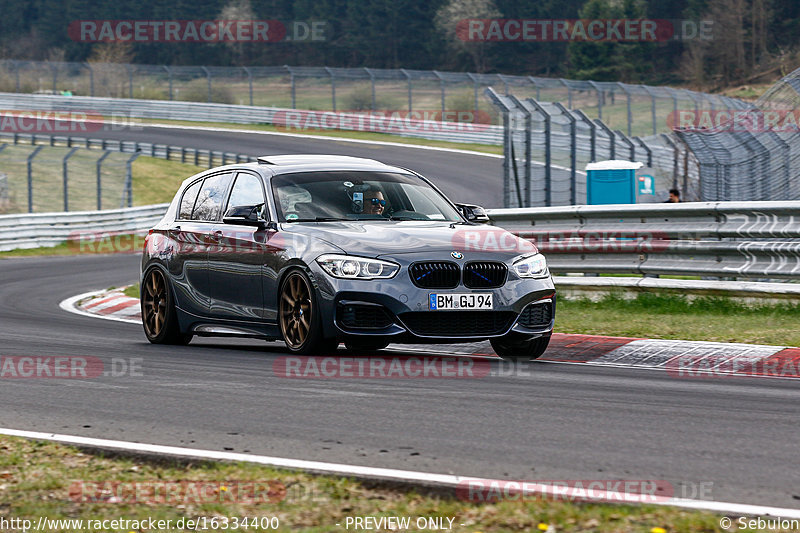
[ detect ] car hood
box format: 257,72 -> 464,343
281,221 -> 538,259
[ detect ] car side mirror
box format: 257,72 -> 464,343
223,204 -> 269,229
455,203 -> 490,223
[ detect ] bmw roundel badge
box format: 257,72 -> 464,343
451,251 -> 463,259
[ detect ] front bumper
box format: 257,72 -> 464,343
308,255 -> 556,343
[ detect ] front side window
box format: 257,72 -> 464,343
226,173 -> 266,216
271,171 -> 462,222
191,173 -> 232,222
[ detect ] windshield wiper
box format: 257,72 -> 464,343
285,217 -> 350,222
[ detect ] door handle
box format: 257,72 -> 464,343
209,230 -> 224,241
168,226 -> 181,234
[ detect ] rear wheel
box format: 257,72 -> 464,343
279,269 -> 331,354
491,334 -> 550,362
141,268 -> 191,345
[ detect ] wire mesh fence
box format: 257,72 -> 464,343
0,143 -> 133,214
486,87 -> 698,208
675,66 -> 800,201
0,59 -> 745,136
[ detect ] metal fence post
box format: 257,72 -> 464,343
201,66 -> 212,102
553,102 -> 577,204
558,79 -> 572,109
527,76 -> 540,101
96,150 -> 111,210
433,71 -> 445,115
62,147 -> 78,211
365,68 -> 376,111
594,118 -> 615,159
84,62 -> 94,96
126,64 -> 133,98
325,67 -> 336,111
50,61 -> 58,93
508,95 -> 532,208
27,145 -> 44,213
618,83 -> 632,136
484,87 -> 512,208
525,98 -> 552,206
574,109 -> 596,162
588,80 -> 602,120
615,130 -> 635,161
123,152 -> 140,208
13,61 -> 20,93
467,73 -> 479,116
633,137 -> 653,167
242,66 -> 253,106
164,66 -> 173,100
661,134 -> 680,189
401,69 -> 412,112
286,66 -> 296,109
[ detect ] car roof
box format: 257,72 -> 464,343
257,154 -> 404,175
177,155 -> 409,191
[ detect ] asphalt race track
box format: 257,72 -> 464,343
90,124 -> 507,207
1,254 -> 799,510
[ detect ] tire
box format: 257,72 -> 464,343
141,267 -> 192,345
490,334 -> 550,362
279,269 -> 331,355
344,339 -> 390,352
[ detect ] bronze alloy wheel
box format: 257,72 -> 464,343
141,267 -> 190,345
142,268 -> 168,339
280,271 -> 315,350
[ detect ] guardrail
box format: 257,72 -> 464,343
487,202 -> 800,279
5,200 -> 800,284
0,93 -> 503,145
0,203 -> 168,251
0,130 -> 258,168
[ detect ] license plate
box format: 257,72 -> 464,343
429,293 -> 493,310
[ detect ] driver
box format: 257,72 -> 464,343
363,188 -> 387,216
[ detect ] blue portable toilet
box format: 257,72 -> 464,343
585,160 -> 644,205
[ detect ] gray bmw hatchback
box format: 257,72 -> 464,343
140,155 -> 555,360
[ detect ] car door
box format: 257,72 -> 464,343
170,171 -> 234,317
207,171 -> 273,321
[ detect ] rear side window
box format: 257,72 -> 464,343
191,173 -> 232,221
178,180 -> 202,220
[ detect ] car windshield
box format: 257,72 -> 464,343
271,171 -> 463,223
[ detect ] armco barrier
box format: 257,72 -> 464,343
0,203 -> 168,251
487,202 -> 800,279
5,201 -> 800,283
0,93 -> 503,146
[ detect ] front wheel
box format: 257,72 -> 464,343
141,267 -> 192,345
491,334 -> 550,362
279,269 -> 331,354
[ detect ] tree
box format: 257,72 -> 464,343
435,0 -> 501,72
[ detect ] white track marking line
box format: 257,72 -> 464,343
59,290 -> 141,325
0,427 -> 797,519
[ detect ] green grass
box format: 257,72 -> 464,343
558,292 -> 800,346
123,284 -> 140,298
0,434 -> 739,533
130,156 -> 198,206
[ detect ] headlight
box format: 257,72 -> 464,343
316,254 -> 400,280
513,253 -> 549,278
